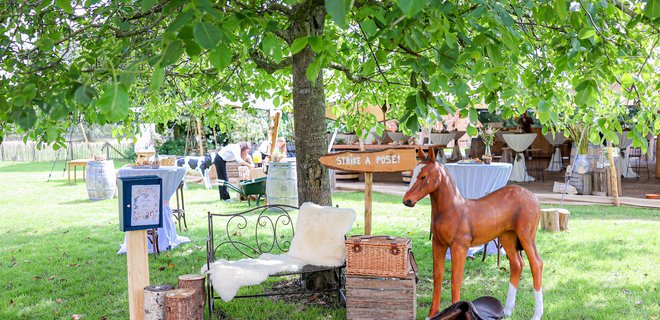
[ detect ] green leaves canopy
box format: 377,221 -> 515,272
0,0 -> 657,151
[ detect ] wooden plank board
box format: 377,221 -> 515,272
346,274 -> 416,320
126,230 -> 149,320
319,148 -> 417,173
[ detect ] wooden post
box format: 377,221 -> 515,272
656,134 -> 659,179
269,111 -> 281,156
177,274 -> 206,320
364,172 -> 373,236
127,230 -> 150,320
606,142 -> 620,206
79,122 -> 94,157
195,118 -> 204,157
144,285 -> 174,320
164,288 -> 197,320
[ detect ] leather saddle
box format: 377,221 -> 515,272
430,296 -> 504,320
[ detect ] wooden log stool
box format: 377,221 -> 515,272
346,273 -> 417,320
540,208 -> 570,232
165,288 -> 197,320
144,284 -> 174,320
177,274 -> 206,320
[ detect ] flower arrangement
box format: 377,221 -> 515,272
479,127 -> 499,147
478,127 -> 498,162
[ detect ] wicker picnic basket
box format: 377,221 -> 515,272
345,235 -> 416,278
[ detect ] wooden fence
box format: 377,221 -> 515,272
0,140 -> 134,162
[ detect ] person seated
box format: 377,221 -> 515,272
214,142 -> 254,201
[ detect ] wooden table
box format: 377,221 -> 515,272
67,159 -> 91,184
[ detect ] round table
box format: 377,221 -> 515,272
543,131 -> 567,172
429,132 -> 455,163
501,133 -> 538,182
450,131 -> 466,161
443,162 -> 513,259
444,162 -> 513,199
117,166 -> 190,254
614,132 -> 639,178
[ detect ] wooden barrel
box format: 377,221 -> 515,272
266,162 -> 298,206
335,170 -> 360,180
86,160 -> 116,200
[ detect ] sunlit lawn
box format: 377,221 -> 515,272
0,161 -> 658,319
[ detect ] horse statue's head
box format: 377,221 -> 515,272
403,147 -> 441,207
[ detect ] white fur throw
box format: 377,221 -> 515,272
287,202 -> 356,266
202,202 -> 356,302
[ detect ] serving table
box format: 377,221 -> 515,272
543,131 -> 568,172
501,133 -> 538,182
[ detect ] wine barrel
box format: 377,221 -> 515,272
86,160 -> 116,200
266,162 -> 298,207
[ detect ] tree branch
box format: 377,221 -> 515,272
116,14 -> 165,38
328,62 -> 371,83
249,51 -> 292,73
123,0 -> 172,21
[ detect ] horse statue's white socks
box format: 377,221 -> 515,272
532,288 -> 544,320
503,282 -> 517,316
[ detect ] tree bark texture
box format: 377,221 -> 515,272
164,288 -> 196,320
291,1 -> 332,206
144,284 -> 174,320
177,274 -> 205,320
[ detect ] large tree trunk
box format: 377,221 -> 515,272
291,2 -> 331,206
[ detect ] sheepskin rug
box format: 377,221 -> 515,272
202,202 -> 356,302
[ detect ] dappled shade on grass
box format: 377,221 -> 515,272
0,161 -> 658,319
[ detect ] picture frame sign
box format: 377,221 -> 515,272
118,175 -> 163,232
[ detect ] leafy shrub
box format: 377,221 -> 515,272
158,138 -> 186,156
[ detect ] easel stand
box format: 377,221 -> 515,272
127,230 -> 150,320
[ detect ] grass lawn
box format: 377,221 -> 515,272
0,161 -> 658,319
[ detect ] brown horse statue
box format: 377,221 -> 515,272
403,148 -> 544,320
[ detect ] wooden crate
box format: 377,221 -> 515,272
346,273 -> 416,320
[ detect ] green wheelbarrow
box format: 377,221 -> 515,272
218,177 -> 267,206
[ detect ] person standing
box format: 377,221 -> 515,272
517,112 -> 534,133
214,142 -> 254,201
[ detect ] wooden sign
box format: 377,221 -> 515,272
320,147 -> 423,236
319,148 -> 417,173
118,176 -> 163,232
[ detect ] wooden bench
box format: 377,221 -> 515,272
205,204 -> 345,319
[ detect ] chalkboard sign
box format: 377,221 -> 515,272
118,176 -> 163,232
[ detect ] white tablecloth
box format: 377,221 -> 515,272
444,163 -> 513,199
543,132 -> 567,172
443,162 -> 513,259
117,166 -> 190,254
429,133 -> 455,163
449,131 -> 466,161
502,133 -> 537,182
614,132 -> 638,178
